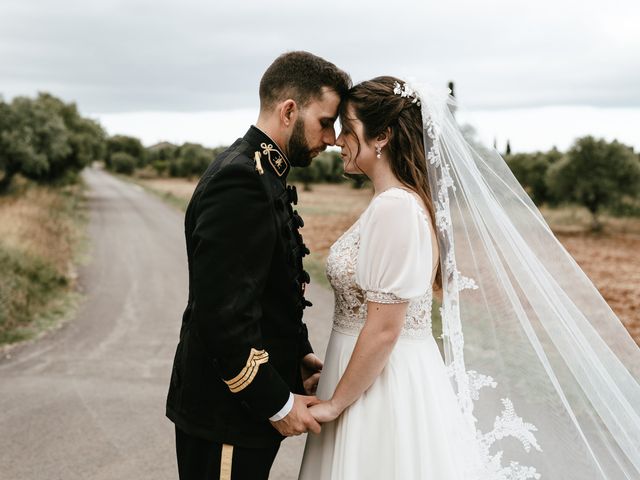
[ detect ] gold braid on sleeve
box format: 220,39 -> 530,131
223,348 -> 269,393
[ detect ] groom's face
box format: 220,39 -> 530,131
288,87 -> 341,167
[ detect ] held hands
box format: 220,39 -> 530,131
270,394 -> 321,437
301,353 -> 323,395
270,355 -> 341,437
309,399 -> 342,423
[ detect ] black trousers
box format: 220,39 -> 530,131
175,426 -> 281,480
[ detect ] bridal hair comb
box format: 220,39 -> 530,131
393,81 -> 421,106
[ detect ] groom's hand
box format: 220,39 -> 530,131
270,394 -> 321,436
301,353 -> 323,395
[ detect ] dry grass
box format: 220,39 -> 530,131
141,177 -> 640,343
0,179 -> 86,345
0,186 -> 82,276
134,177 -> 195,211
138,177 -> 198,200
295,183 -> 373,258
541,205 -> 640,235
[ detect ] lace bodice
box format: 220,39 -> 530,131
326,189 -> 434,339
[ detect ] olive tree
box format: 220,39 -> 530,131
547,136 -> 640,230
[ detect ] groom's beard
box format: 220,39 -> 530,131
288,118 -> 314,168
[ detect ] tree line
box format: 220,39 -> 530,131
106,135 -> 347,188
2,92 -> 639,230
505,137 -> 640,229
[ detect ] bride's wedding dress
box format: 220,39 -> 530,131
298,187 -> 482,480
300,81 -> 640,479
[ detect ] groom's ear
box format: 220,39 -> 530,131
280,99 -> 298,128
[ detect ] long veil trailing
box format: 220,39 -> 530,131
409,81 -> 640,479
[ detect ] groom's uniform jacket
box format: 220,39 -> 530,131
166,126 -> 313,448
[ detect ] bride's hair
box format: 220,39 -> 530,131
340,76 -> 441,288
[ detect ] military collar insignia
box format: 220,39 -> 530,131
259,142 -> 288,177
245,126 -> 290,179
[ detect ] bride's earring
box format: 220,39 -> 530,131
375,145 -> 382,159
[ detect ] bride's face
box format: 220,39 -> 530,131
336,104 -> 376,175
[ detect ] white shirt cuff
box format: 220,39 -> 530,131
269,392 -> 294,421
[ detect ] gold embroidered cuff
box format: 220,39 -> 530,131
223,348 -> 269,393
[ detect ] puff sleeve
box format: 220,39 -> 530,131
355,189 -> 434,303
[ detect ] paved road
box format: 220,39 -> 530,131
0,167 -> 334,480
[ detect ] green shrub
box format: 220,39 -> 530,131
110,152 -> 136,175
0,245 -> 66,343
507,149 -> 561,205
106,135 -> 146,169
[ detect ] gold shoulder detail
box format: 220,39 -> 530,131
223,348 -> 269,393
254,151 -> 264,175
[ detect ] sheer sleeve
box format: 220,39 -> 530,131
356,189 -> 434,304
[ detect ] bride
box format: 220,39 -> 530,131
298,77 -> 640,479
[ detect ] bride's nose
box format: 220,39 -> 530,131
335,133 -> 344,147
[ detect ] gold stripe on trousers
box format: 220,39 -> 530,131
220,444 -> 233,480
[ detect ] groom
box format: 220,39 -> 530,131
166,52 -> 351,480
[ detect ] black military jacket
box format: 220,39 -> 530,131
166,126 -> 313,448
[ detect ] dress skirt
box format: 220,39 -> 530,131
298,328 -> 482,480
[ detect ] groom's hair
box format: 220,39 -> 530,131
259,51 -> 351,111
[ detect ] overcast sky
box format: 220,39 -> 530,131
1,0 -> 639,151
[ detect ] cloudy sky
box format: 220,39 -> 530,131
1,0 -> 639,152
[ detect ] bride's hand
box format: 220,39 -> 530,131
309,399 -> 342,423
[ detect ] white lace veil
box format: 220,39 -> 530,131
407,81 -> 640,479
